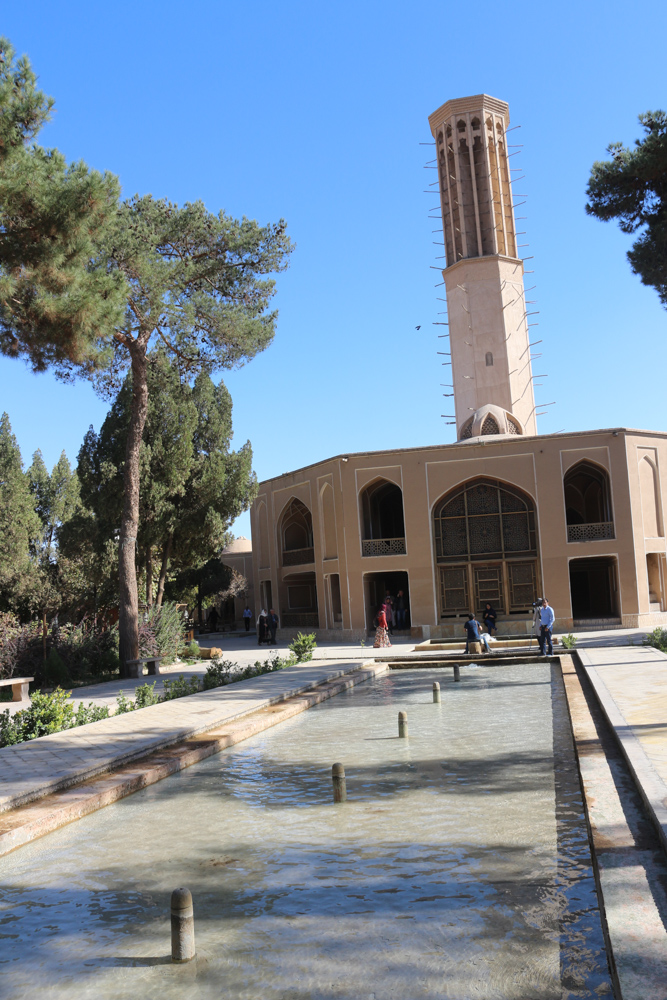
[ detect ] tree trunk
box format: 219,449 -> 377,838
155,532 -> 173,607
42,611 -> 47,662
146,546 -> 154,607
118,347 -> 149,676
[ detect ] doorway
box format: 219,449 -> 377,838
363,571 -> 410,631
569,557 -> 618,619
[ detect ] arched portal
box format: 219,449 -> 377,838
433,478 -> 540,618
359,479 -> 406,557
280,498 -> 314,566
563,461 -> 614,542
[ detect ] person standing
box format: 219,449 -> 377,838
208,606 -> 218,633
268,608 -> 279,645
394,590 -> 407,630
257,609 -> 268,645
373,603 -> 392,648
538,598 -> 555,656
384,590 -> 394,635
243,605 -> 253,632
464,614 -> 490,654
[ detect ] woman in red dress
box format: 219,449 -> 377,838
373,603 -> 392,648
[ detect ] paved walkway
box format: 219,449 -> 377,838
578,645 -> 667,857
0,658 -> 371,813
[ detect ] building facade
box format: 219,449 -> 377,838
250,429 -> 667,639
248,93 -> 667,639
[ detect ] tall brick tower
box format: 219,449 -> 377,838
428,94 -> 537,439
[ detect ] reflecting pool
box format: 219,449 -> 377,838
0,664 -> 612,999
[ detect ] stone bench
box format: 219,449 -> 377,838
0,677 -> 34,703
125,657 -> 163,679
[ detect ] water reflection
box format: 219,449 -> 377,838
0,665 -> 612,998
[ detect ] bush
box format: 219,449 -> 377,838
53,619 -> 120,680
560,634 -> 577,649
161,675 -> 200,700
643,627 -> 667,653
182,640 -> 201,660
140,602 -> 188,661
134,682 -> 161,709
289,632 -> 317,663
202,659 -> 238,690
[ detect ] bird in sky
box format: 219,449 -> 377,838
415,325 -> 421,330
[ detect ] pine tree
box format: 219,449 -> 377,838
0,413 -> 40,610
586,110 -> 667,307
0,39 -> 292,671
0,38 -> 126,372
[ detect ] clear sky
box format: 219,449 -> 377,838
2,0 -> 666,539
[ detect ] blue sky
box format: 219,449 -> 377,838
2,0 -> 666,539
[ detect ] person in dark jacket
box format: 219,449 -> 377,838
257,609 -> 269,645
268,609 -> 279,644
483,603 -> 497,635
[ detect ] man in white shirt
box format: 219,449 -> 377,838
538,598 -> 555,656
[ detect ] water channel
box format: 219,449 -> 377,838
0,663 -> 612,999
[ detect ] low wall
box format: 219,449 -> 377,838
412,619 -> 535,641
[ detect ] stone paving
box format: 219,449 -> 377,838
0,657 -> 376,813
579,644 -> 667,856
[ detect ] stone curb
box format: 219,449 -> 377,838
575,647 -> 667,858
0,663 -> 388,857
0,660 -> 374,814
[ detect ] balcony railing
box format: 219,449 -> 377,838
362,537 -> 407,557
567,522 -> 615,543
282,547 -> 315,566
282,612 -> 319,627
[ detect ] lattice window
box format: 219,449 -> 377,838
361,538 -> 407,557
439,566 -> 468,613
567,522 -> 615,543
507,561 -> 537,611
474,565 -> 503,609
434,478 -> 537,564
507,418 -> 520,435
461,419 -> 474,439
481,415 -> 499,435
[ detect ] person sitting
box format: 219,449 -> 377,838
483,603 -> 497,635
464,614 -> 490,654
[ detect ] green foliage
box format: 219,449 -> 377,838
43,647 -> 70,688
140,602 -> 186,659
0,38 -> 127,375
114,691 -> 135,715
0,413 -> 41,611
560,634 -> 577,649
182,640 -> 201,659
74,701 -> 110,726
133,682 -> 161,709
161,675 -> 200,700
202,659 -> 240,689
642,627 -> 667,652
289,632 -> 317,663
586,110 -> 667,307
0,687 -> 75,745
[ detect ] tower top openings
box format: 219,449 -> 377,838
429,94 -> 537,439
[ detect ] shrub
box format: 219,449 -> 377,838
75,702 -> 111,725
202,659 -> 237,690
560,634 -> 577,649
643,627 -> 667,653
161,675 -> 200,700
182,640 -> 201,660
289,632 -> 317,663
141,602 -> 187,661
134,682 -> 161,709
43,648 -> 70,688
53,619 -> 120,680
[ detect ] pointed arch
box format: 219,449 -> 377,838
433,477 -> 540,616
359,478 -> 406,557
320,482 -> 338,559
640,456 -> 663,537
280,497 -> 314,566
563,460 -> 614,542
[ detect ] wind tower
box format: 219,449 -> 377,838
428,95 -> 537,439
